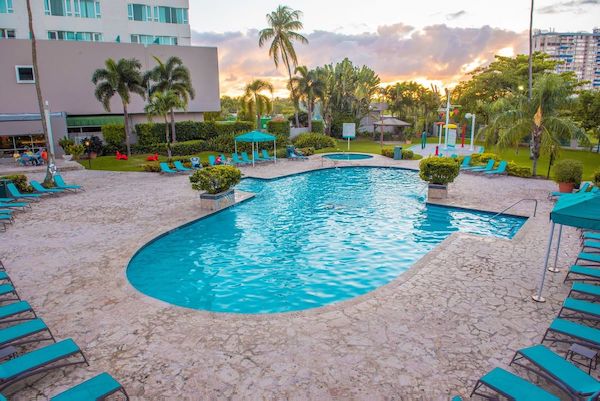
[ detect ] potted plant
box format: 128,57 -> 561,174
66,144 -> 85,161
553,159 -> 583,193
419,156 -> 460,199
59,136 -> 75,160
189,165 -> 242,210
83,136 -> 103,159
593,168 -> 600,188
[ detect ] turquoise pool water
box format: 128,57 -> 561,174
323,153 -> 373,160
127,167 -> 526,314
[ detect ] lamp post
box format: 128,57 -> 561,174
85,140 -> 92,169
465,113 -> 476,151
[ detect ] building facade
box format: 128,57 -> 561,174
533,28 -> 600,90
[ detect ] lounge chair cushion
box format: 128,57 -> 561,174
549,318 -> 600,346
0,302 -> 32,321
479,367 -> 559,401
0,318 -> 47,347
50,372 -> 124,401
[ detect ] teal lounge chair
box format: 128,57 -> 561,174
462,159 -> 492,171
470,367 -> 559,401
0,338 -> 87,391
261,149 -> 274,161
0,318 -> 53,348
459,156 -> 472,169
549,182 -> 591,199
565,265 -> 600,282
6,183 -> 41,201
208,155 -> 216,166
253,151 -> 267,162
54,175 -> 83,191
510,344 -> 600,399
50,372 -> 128,401
231,153 -> 248,165
30,180 -> 64,195
542,318 -> 600,352
577,252 -> 600,266
0,301 -> 35,323
241,152 -> 253,164
483,160 -> 507,175
159,163 -> 178,174
173,161 -> 192,172
0,201 -> 30,210
468,159 -> 495,173
559,297 -> 600,322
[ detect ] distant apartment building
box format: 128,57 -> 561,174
0,1 -> 220,157
533,28 -> 600,90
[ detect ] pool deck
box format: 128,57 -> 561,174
0,154 -> 581,400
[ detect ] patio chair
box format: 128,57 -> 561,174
231,153 -> 248,166
6,183 -> 41,201
30,181 -> 65,195
0,318 -> 54,348
459,156 -> 472,169
509,344 -> 600,400
173,161 -> 192,172
466,159 -> 495,173
54,175 -> 84,191
159,163 -> 178,174
190,157 -> 201,169
483,160 -> 508,176
0,338 -> 88,391
541,318 -> 600,352
0,301 -> 36,323
50,372 -> 129,401
470,367 -> 559,401
558,297 -> 600,322
549,182 -> 591,199
261,149 -> 274,161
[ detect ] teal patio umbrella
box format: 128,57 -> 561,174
234,131 -> 277,166
533,192 -> 600,302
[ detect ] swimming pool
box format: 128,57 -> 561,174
127,167 -> 526,314
322,153 -> 374,160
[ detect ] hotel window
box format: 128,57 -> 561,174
15,66 -> 35,84
73,0 -> 100,18
0,0 -> 13,13
48,30 -> 102,41
128,3 -> 152,21
44,0 -> 72,16
131,34 -> 177,45
0,28 -> 15,39
154,6 -> 188,24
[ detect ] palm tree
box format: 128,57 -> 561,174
241,79 -> 274,130
258,5 -> 308,128
92,58 -> 145,157
145,90 -> 185,159
290,66 -> 324,132
483,74 -> 585,176
144,56 -> 195,143
26,0 -> 53,185
528,0 -> 535,100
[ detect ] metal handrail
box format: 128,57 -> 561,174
488,198 -> 538,221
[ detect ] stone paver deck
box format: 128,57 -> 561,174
0,154 -> 581,400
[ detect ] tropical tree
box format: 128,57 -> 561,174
290,66 -> 325,131
241,79 -> 274,130
258,5 -> 308,128
573,90 -> 600,152
482,74 -> 586,176
26,0 -> 54,185
144,56 -> 195,143
145,90 -> 185,159
92,58 -> 145,156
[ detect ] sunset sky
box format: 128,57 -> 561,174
189,0 -> 600,96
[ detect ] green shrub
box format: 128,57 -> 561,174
275,148 -> 288,159
1,174 -> 32,193
594,169 -> 600,187
58,136 -> 74,152
402,149 -> 414,159
135,121 -> 255,145
381,148 -> 419,160
82,136 -> 103,154
381,148 -> 394,158
419,157 -> 460,185
66,144 -> 85,159
189,165 -> 241,194
101,124 -> 125,148
215,121 -> 254,137
267,120 -> 290,136
311,120 -> 324,134
553,159 -> 583,185
293,133 -> 336,150
142,163 -> 161,172
170,140 -> 206,156
506,162 -> 532,178
471,152 -> 499,165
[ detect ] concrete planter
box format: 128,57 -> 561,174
427,183 -> 448,199
199,188 -> 235,211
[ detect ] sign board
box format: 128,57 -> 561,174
342,123 -> 356,139
447,129 -> 457,147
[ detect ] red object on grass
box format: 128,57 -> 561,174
146,153 -> 159,161
435,146 -> 439,156
116,151 -> 128,160
461,124 -> 466,148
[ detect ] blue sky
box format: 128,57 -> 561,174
189,0 -> 600,95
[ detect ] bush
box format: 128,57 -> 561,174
267,120 -> 290,136
66,144 -> 85,159
553,159 -> 583,185
506,162 -> 532,178
135,121 -> 255,145
1,174 -> 31,193
419,157 -> 460,185
82,136 -> 103,155
293,133 -> 336,150
311,120 -> 324,134
470,152 -> 499,165
101,124 -> 125,148
142,163 -> 161,172
170,140 -> 206,156
594,169 -> 600,187
206,132 -> 288,154
402,149 -> 414,159
58,136 -> 74,152
381,148 -> 420,160
189,165 -> 241,194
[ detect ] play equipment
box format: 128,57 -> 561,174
342,123 -> 355,151
146,153 -> 159,161
443,124 -> 457,149
115,151 -> 128,160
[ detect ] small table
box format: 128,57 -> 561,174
566,343 -> 599,374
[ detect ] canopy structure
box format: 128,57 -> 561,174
234,131 -> 277,166
534,192 -> 600,302
373,118 -> 411,146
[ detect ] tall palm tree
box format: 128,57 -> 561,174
258,5 -> 308,128
290,66 -> 324,132
528,0 -> 535,100
242,80 -> 274,130
144,56 -> 195,143
483,74 -> 585,176
92,58 -> 145,156
145,90 -> 184,159
26,0 -> 53,185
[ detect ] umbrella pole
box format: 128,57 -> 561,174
548,224 -> 563,273
252,142 -> 255,167
234,141 -> 237,155
532,221 -> 556,302
274,140 -> 276,163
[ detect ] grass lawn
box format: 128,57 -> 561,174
77,151 -> 219,172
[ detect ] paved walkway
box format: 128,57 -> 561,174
0,155 -> 580,400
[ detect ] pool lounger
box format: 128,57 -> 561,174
0,338 -> 88,391
510,344 -> 600,400
30,181 -> 65,195
231,153 -> 249,166
241,152 -> 254,164
0,318 -> 54,348
159,163 -> 178,175
54,175 -> 84,191
0,301 -> 36,323
6,183 -> 41,201
50,372 -> 129,401
483,161 -> 507,176
559,297 -> 600,322
466,159 -> 495,173
0,202 -> 30,211
173,161 -> 192,172
541,318 -> 600,352
261,149 -> 274,161
470,367 -> 559,401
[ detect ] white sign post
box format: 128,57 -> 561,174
342,123 -> 356,151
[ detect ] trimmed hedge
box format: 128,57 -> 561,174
101,124 -> 125,148
311,121 -> 324,134
380,148 -> 421,160
293,133 -> 336,150
135,121 -> 254,145
470,152 -> 499,164
189,165 -> 242,194
267,120 -> 290,136
419,157 -> 460,185
1,174 -> 32,193
506,162 -> 532,178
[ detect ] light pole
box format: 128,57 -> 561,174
465,113 -> 476,151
